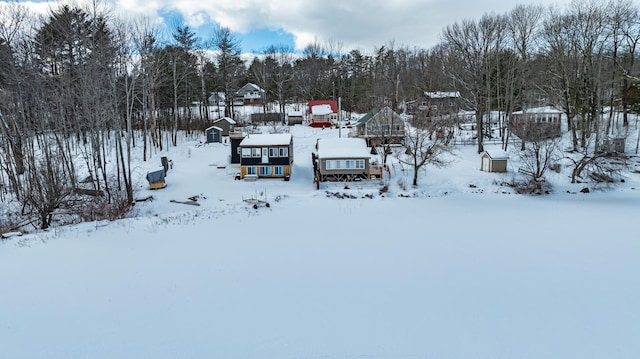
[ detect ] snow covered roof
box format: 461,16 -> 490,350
425,91 -> 461,99
288,110 -> 304,117
205,126 -> 223,131
356,106 -> 402,125
237,83 -> 265,94
239,133 -> 292,147
214,117 -> 236,125
512,106 -> 563,115
208,92 -> 225,100
316,137 -> 371,158
481,149 -> 509,159
308,100 -> 338,113
311,104 -> 333,116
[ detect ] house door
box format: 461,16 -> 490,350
482,157 -> 489,171
262,148 -> 269,163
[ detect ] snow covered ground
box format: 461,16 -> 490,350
1,123 -> 640,359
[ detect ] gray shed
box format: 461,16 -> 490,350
480,150 -> 509,173
205,126 -> 223,143
146,168 -> 166,189
212,117 -> 236,136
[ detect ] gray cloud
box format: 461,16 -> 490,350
3,0 -> 593,51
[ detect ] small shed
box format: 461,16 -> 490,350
205,126 -> 223,143
287,110 -> 304,125
212,117 -> 236,136
146,168 -> 166,189
480,150 -> 509,173
599,136 -> 626,153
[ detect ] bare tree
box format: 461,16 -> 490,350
112,20 -> 136,204
442,13 -> 506,153
0,1 -> 31,181
268,44 -> 296,120
517,129 -> 561,183
505,4 -> 545,150
248,54 -> 274,115
293,40 -> 333,101
0,0 -> 28,46
605,0 -> 640,129
395,115 -> 455,186
133,21 -> 164,156
22,140 -> 75,229
564,134 -> 626,183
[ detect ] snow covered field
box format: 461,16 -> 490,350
1,124 -> 640,359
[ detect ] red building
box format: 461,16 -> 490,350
307,100 -> 338,128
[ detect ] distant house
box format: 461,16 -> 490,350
212,117 -> 236,136
235,83 -> 265,105
205,126 -> 223,143
354,106 -> 405,146
308,100 -> 338,128
510,106 -> 562,140
208,92 -> 225,106
286,109 -> 304,125
422,91 -> 461,115
480,150 -> 509,173
238,133 -> 293,179
599,136 -> 626,154
313,137 -> 371,183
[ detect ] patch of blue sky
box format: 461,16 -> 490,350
157,9 -> 295,54
239,28 -> 296,54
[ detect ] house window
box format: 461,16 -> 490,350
279,147 -> 288,157
241,148 -> 252,157
269,148 -> 279,157
274,166 -> 284,175
326,160 -> 335,170
246,166 -> 257,175
260,166 -> 271,176
251,148 -> 261,157
325,159 -> 365,170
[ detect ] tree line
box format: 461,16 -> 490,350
1,0 -> 639,229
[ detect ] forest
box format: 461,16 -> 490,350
1,0 -> 640,230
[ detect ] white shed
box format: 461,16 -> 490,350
480,150 -> 509,173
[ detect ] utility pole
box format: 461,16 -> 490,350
338,97 -> 342,138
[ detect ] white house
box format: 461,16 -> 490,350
236,83 -> 265,105
313,137 -> 372,183
510,106 -> 563,140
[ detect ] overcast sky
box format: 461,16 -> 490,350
5,0 -> 640,54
